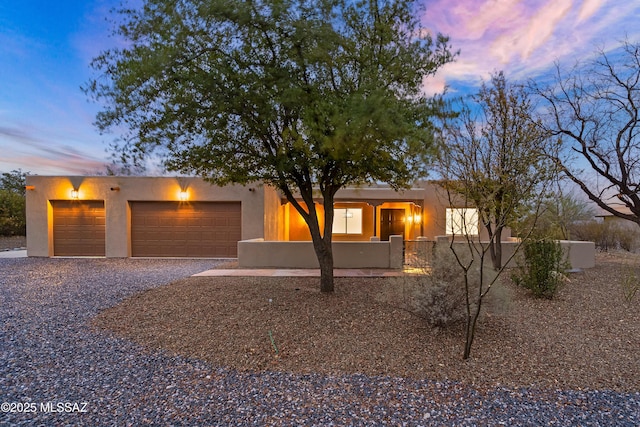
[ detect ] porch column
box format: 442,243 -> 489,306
367,201 -> 383,237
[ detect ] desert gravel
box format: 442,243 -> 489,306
1,256 -> 639,426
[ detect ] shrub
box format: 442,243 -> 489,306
570,220 -> 640,252
513,239 -> 567,299
410,246 -> 471,328
621,268 -> 640,304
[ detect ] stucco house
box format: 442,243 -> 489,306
596,206 -> 638,229
25,176 -> 475,259
25,176 -> 594,269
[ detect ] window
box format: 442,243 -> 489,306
446,208 -> 478,236
333,208 -> 363,234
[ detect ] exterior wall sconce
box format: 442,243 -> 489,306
25,185 -> 35,191
413,214 -> 422,224
179,190 -> 189,201
71,189 -> 79,199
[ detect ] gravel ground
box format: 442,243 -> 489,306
0,236 -> 25,251
1,256 -> 639,425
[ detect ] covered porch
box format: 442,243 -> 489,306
278,186 -> 427,243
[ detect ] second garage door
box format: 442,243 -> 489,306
130,202 -> 241,257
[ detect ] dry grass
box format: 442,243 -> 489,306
93,251 -> 640,392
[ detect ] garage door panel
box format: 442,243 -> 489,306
53,200 -> 106,256
131,202 -> 241,257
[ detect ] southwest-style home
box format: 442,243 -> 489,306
25,176 -> 594,269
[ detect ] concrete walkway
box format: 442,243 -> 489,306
0,249 -> 27,258
0,250 -> 408,276
193,268 -> 405,277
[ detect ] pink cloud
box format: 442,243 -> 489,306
420,0 -> 640,89
577,0 -> 605,22
490,0 -> 572,63
0,124 -> 107,175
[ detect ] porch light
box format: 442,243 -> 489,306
179,190 -> 189,201
71,189 -> 79,199
413,214 -> 421,224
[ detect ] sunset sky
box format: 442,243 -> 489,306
1,0 -> 638,175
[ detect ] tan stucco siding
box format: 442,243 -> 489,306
26,176 -> 266,257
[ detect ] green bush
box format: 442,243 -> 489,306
513,239 -> 567,299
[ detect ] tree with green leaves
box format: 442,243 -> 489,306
0,170 -> 27,236
1,169 -> 27,197
438,72 -> 556,270
85,0 -> 455,292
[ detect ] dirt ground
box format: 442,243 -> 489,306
93,251 -> 640,392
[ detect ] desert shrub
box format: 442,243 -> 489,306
621,268 -> 640,304
570,220 -> 640,252
618,229 -> 640,252
410,246 -> 474,328
513,239 -> 566,299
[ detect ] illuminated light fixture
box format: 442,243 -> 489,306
71,189 -> 79,199
25,185 -> 35,191
413,214 -> 421,224
179,190 -> 189,201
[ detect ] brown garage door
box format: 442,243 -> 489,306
52,200 -> 106,256
130,202 -> 241,257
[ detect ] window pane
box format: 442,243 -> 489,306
345,208 -> 362,234
333,208 -> 348,234
446,208 -> 478,235
333,208 -> 362,234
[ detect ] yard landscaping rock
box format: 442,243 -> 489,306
1,255 -> 639,425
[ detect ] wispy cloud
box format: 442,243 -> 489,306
421,0 -> 640,93
0,124 -> 106,174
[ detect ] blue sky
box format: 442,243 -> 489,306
1,0 -> 639,175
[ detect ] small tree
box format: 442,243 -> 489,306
520,190 -> 595,240
437,186 -> 550,359
436,73 -> 557,359
438,72 -> 556,270
86,0 -> 455,292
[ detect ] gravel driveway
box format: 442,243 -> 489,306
1,257 -> 638,426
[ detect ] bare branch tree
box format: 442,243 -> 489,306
436,72 -> 558,358
533,40 -> 640,227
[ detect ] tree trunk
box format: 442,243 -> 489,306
278,183 -> 336,293
491,226 -> 503,270
463,261 -> 486,359
313,237 -> 335,293
306,207 -> 335,293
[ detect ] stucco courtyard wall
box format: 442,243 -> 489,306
437,237 -> 596,270
238,235 -> 404,269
